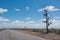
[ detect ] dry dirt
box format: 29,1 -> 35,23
19,30 -> 60,40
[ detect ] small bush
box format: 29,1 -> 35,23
32,29 -> 39,32
49,28 -> 57,33
57,29 -> 60,34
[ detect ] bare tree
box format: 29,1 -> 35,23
43,9 -> 52,34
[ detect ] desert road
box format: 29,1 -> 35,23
0,30 -> 50,40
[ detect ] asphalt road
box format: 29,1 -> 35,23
0,30 -> 50,40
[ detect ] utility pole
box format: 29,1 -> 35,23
43,9 -> 51,34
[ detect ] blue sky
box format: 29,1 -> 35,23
0,0 -> 60,29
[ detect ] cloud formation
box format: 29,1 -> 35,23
54,17 -> 60,19
0,8 -> 8,13
26,6 -> 29,11
49,19 -> 60,28
0,16 -> 60,29
38,6 -> 60,12
26,17 -> 31,20
15,8 -> 20,12
0,16 -> 10,22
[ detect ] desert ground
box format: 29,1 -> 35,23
17,29 -> 60,40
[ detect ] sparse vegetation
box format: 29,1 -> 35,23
57,29 -> 60,34
0,29 -> 5,31
32,29 -> 40,32
49,28 -> 57,33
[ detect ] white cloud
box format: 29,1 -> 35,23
54,17 -> 60,19
11,20 -> 24,28
12,20 -> 24,24
26,17 -> 31,20
26,6 -> 29,11
0,8 -> 8,13
38,6 -> 60,12
0,16 -> 10,22
39,18 -> 60,28
0,18 -> 60,29
49,19 -> 60,28
15,8 -> 20,12
26,21 -> 35,24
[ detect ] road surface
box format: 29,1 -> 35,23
0,30 -> 50,40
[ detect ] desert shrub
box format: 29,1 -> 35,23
32,29 -> 39,32
40,29 -> 46,33
40,30 -> 44,32
0,29 -> 5,32
57,29 -> 60,34
49,28 -> 57,33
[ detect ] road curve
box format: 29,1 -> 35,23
0,30 -> 50,40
